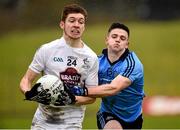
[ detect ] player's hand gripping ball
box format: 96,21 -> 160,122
25,75 -> 76,107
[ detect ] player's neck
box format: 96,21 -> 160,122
108,49 -> 126,63
63,35 -> 83,48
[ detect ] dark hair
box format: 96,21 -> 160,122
108,22 -> 130,36
61,4 -> 88,22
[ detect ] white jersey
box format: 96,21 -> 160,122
29,37 -> 98,129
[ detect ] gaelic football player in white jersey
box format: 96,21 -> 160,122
20,4 -> 98,130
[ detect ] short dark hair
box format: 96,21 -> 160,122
108,22 -> 130,37
61,4 -> 88,22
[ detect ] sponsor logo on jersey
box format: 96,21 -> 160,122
53,57 -> 63,62
67,56 -> 77,60
60,67 -> 81,85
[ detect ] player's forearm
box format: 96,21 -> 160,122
87,75 -> 132,97
75,96 -> 96,105
19,69 -> 39,94
19,76 -> 32,94
88,84 -> 119,97
70,84 -> 120,97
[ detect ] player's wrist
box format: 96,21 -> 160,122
24,91 -> 31,99
72,85 -> 88,96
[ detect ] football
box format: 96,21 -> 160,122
36,74 -> 64,106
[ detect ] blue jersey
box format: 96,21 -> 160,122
98,49 -> 145,122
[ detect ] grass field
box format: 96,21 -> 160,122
0,21 -> 180,129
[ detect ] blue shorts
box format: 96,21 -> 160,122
96,111 -> 143,129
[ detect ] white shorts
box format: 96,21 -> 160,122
30,105 -> 85,130
31,116 -> 82,130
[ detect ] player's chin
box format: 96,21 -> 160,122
70,35 -> 81,40
71,32 -> 82,38
112,48 -> 121,52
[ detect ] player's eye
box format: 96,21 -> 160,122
68,18 -> 75,23
78,18 -> 85,24
120,36 -> 127,41
111,34 -> 118,39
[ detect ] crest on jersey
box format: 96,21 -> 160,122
82,58 -> 90,69
60,67 -> 81,85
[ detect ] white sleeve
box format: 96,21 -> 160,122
85,57 -> 99,87
29,46 -> 45,73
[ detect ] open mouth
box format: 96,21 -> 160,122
71,29 -> 80,35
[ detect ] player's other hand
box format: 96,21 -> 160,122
53,89 -> 76,106
25,83 -> 41,100
25,83 -> 76,106
24,83 -> 51,105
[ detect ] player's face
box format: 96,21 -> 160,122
106,28 -> 129,53
60,13 -> 85,40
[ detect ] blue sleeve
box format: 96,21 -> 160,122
128,62 -> 143,82
121,53 -> 143,82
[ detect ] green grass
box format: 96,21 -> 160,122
0,21 -> 180,129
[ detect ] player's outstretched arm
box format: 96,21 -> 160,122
67,75 -> 131,98
87,75 -> 132,97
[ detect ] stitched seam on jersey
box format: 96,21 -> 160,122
122,53 -> 135,77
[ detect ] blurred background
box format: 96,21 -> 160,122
0,0 -> 180,129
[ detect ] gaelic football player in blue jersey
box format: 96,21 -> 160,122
71,22 -> 144,129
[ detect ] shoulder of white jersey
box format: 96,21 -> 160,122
83,44 -> 97,58
40,39 -> 61,49
37,38 -> 66,52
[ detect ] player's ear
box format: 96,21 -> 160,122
105,35 -> 109,45
59,21 -> 64,29
125,41 -> 129,49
